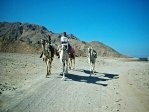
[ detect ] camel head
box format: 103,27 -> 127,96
40,39 -> 46,46
62,45 -> 68,52
40,39 -> 49,50
88,47 -> 93,53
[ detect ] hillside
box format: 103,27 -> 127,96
0,22 -> 125,57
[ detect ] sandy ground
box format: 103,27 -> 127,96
0,53 -> 149,112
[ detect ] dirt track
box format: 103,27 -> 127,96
0,53 -> 149,112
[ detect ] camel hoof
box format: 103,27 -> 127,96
61,77 -> 66,81
60,72 -> 63,76
46,74 -> 51,78
46,76 -> 50,78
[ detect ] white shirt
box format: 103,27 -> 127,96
61,36 -> 69,42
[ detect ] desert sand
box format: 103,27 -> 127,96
0,53 -> 149,112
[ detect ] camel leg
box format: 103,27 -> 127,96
40,52 -> 43,58
46,65 -> 49,77
65,60 -> 68,74
61,61 -> 66,80
70,59 -> 72,70
68,58 -> 71,69
40,52 -> 45,61
90,63 -> 92,75
45,58 -> 48,77
48,62 -> 51,75
93,63 -> 95,74
90,63 -> 94,76
93,59 -> 96,75
88,59 -> 92,75
69,58 -> 72,70
73,58 -> 75,70
46,60 -> 51,78
92,63 -> 95,74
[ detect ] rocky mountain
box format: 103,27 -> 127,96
0,22 -> 125,57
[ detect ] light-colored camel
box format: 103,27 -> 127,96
40,39 -> 54,78
56,45 -> 75,70
88,47 -> 97,75
58,45 -> 69,80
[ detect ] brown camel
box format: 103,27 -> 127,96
40,39 -> 55,77
68,47 -> 75,70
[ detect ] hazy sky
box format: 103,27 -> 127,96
0,0 -> 149,57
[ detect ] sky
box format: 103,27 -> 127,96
0,0 -> 149,57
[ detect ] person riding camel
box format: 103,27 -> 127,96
40,34 -> 55,58
60,32 -> 71,52
48,34 -> 52,45
48,35 -> 55,58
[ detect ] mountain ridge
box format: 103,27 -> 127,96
0,22 -> 125,57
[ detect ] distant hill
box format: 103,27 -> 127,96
0,22 -> 125,57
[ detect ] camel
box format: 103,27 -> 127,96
58,44 -> 69,80
68,47 -> 75,70
40,39 -> 54,77
56,45 -> 75,70
88,47 -> 97,75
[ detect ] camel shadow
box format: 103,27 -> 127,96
59,69 -> 119,86
83,69 -> 99,74
103,73 -> 119,79
65,73 -> 108,86
83,69 -> 119,80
